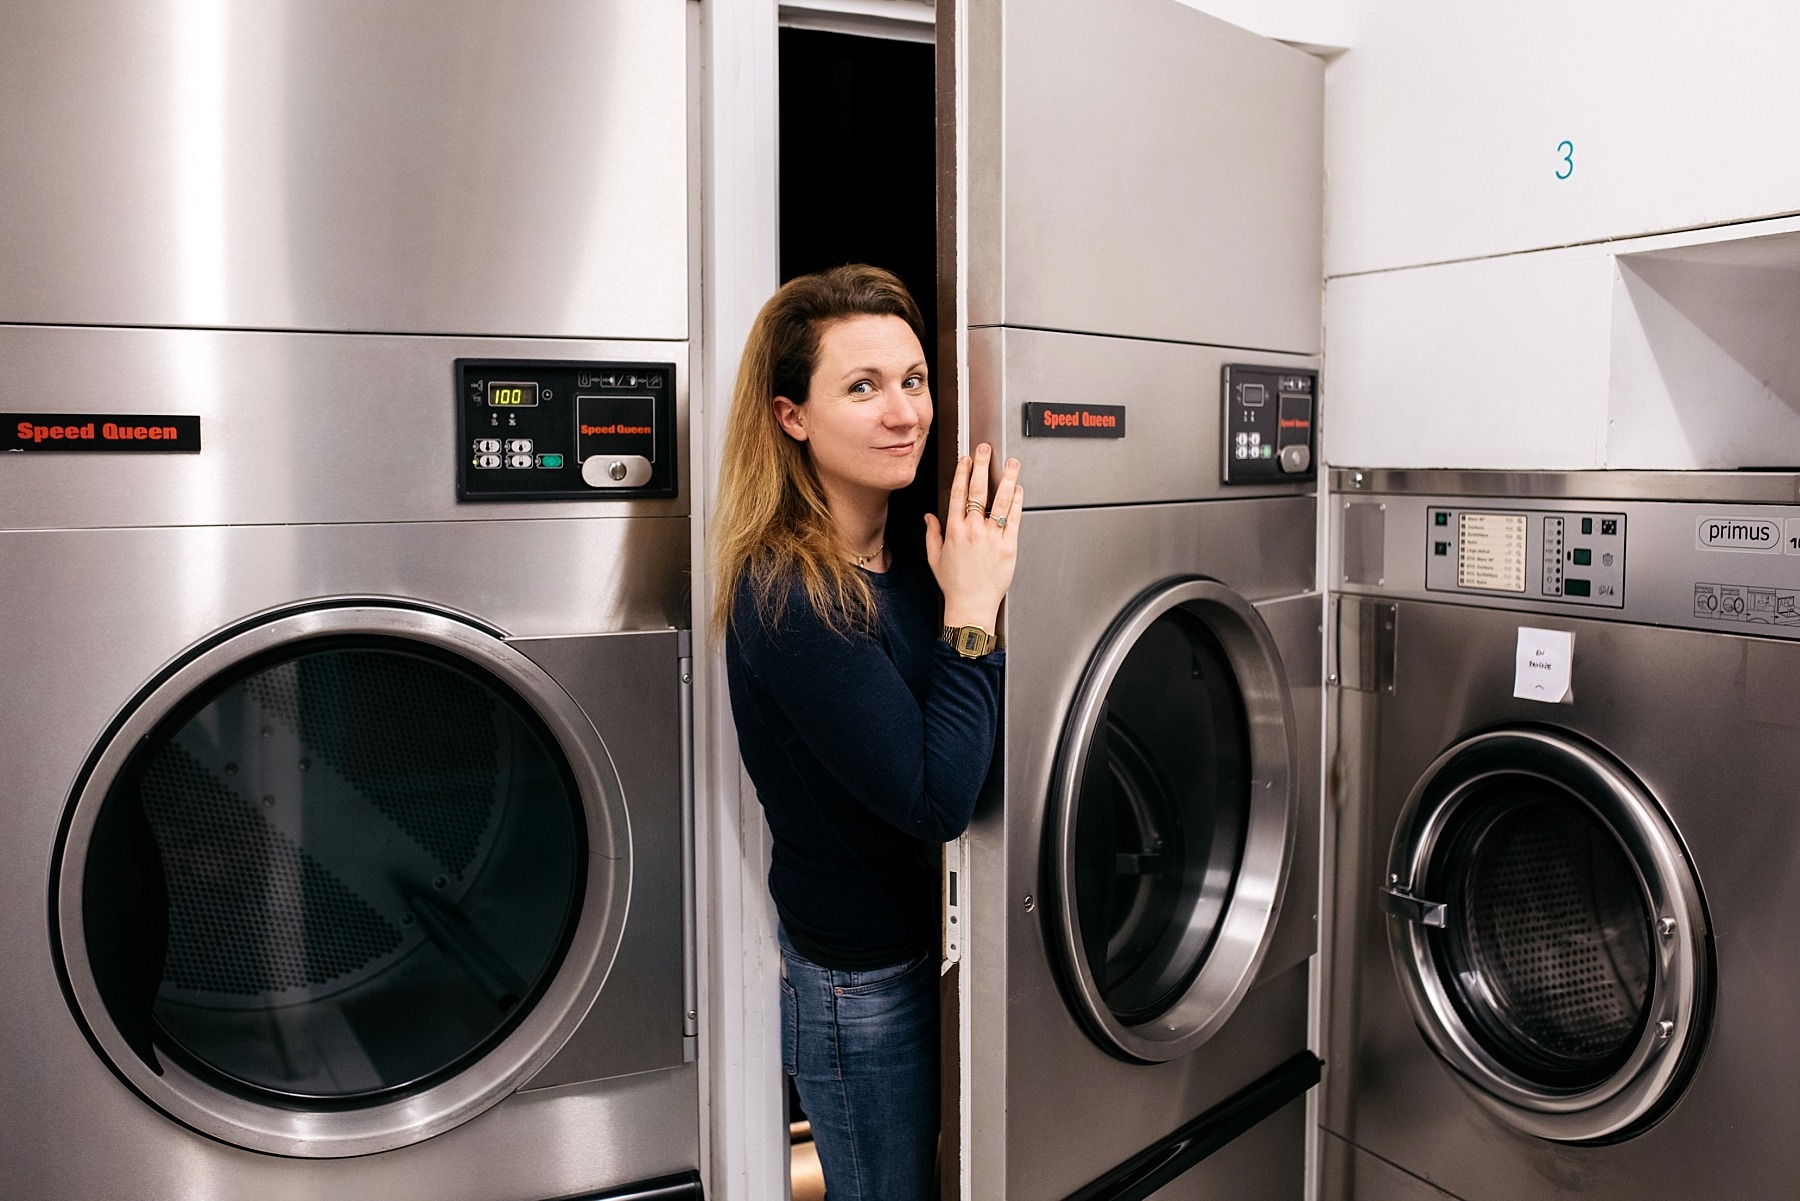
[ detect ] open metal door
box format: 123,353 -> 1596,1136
937,1 -> 1323,1197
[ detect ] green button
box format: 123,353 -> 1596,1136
536,453 -> 565,469
1572,547 -> 1592,566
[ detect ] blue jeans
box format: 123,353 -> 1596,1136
779,927 -> 940,1201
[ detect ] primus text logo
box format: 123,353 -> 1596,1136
1696,516 -> 1781,552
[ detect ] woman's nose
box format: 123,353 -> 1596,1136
883,385 -> 926,427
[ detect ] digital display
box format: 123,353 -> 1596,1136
1458,512 -> 1528,593
487,381 -> 540,408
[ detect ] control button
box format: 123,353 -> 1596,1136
1582,517 -> 1594,534
475,453 -> 502,469
581,454 -> 653,488
1261,445 -> 1274,459
1235,446 -> 1248,459
649,374 -> 664,388
1236,433 -> 1248,446
1564,578 -> 1592,597
1434,541 -> 1450,556
1278,444 -> 1311,474
536,453 -> 565,469
1248,432 -> 1261,446
1436,512 -> 1450,527
1572,548 -> 1592,566
1601,519 -> 1618,536
474,438 -> 501,454
506,439 -> 533,455
506,453 -> 534,469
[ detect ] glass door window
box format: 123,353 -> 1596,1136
1048,579 -> 1298,1064
80,638 -> 584,1103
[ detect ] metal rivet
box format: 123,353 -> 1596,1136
834,987 -> 845,996
1658,917 -> 1677,939
223,762 -> 238,776
261,795 -> 276,808
1023,894 -> 1035,912
1657,1019 -> 1674,1043
433,874 -> 449,890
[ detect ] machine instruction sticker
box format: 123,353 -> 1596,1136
1694,582 -> 1800,626
5,413 -> 202,453
1514,627 -> 1575,704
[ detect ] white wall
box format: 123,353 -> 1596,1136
1324,0 -> 1800,470
1172,0 -> 1353,51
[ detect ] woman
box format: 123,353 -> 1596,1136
713,264 -> 1020,1200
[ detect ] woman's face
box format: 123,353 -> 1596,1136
774,313 -> 932,505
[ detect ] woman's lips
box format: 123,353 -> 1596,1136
876,441 -> 918,456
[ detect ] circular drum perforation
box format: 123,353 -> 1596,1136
1386,729 -> 1711,1143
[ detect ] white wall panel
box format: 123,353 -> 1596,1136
1326,0 -> 1800,278
1324,251 -> 1615,468
1172,0 -> 1353,51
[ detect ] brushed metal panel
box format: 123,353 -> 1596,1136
0,0 -> 687,338
1334,467 -> 1800,506
517,631 -> 687,1089
1318,1132 -> 1461,1201
962,0 -> 1322,351
1253,591 -> 1323,987
1330,598 -> 1800,1199
966,327 -> 1318,508
0,326 -> 690,530
0,523 -> 691,1190
967,499 -> 1318,1199
1333,491 -> 1800,642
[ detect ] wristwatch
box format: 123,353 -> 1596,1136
941,624 -> 997,659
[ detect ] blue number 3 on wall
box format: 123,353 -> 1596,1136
1556,140 -> 1575,180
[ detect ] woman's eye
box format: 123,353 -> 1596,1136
904,375 -> 925,390
848,380 -> 874,396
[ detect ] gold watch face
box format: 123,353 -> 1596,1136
948,626 -> 992,657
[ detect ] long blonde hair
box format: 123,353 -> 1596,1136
711,264 -> 928,637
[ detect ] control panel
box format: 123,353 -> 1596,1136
456,359 -> 677,501
1222,365 -> 1316,485
1425,506 -> 1627,607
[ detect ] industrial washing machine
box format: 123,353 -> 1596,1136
943,6 -> 1327,1195
1324,469 -> 1800,1199
0,2 -> 702,1197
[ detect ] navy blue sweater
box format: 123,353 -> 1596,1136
725,551 -> 1004,969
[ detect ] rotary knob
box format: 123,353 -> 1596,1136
1278,443 -> 1312,474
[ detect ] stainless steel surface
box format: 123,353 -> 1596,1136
1325,500 -> 1800,1196
676,632 -> 699,1056
1319,1132 -> 1460,1201
1384,730 -> 1708,1142
1333,486 -> 1800,641
959,0 -> 1322,352
968,498 -> 1320,1199
515,631 -> 690,1090
1379,887 -> 1446,928
1048,580 -> 1299,1063
2,520 -> 696,1193
1334,467 -> 1800,505
965,327 -> 1318,508
0,326 -> 691,530
0,0 -> 688,339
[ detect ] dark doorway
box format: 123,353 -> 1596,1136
779,27 -> 939,538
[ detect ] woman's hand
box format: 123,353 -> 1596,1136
923,443 -> 1022,633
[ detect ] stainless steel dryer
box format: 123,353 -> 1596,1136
940,3 -> 1327,1196
0,2 -> 701,1197
1324,469 -> 1800,1200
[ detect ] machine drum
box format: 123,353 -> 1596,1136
80,637 -> 586,1104
1435,789 -> 1653,1089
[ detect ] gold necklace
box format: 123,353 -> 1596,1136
852,542 -> 885,568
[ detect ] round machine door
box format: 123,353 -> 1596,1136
54,605 -> 632,1157
1383,729 -> 1711,1142
1047,578 -> 1299,1064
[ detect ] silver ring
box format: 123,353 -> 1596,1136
992,514 -> 1008,529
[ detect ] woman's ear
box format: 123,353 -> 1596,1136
772,395 -> 808,442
